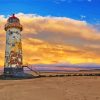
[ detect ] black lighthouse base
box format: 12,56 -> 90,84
3,67 -> 34,79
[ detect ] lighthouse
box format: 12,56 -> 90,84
4,14 -> 23,77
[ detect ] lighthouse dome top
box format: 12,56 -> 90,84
8,14 -> 20,23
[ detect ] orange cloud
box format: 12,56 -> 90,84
0,13 -> 100,67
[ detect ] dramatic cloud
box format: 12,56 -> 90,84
0,13 -> 100,66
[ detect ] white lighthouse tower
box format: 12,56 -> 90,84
4,14 -> 23,76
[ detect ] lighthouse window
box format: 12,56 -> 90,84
10,31 -> 13,35
13,36 -> 15,38
16,31 -> 19,34
13,19 -> 16,22
9,19 -> 12,22
13,19 -> 19,23
9,18 -> 19,23
9,31 -> 13,35
12,43 -> 15,46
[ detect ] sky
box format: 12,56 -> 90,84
0,0 -> 100,66
0,0 -> 100,24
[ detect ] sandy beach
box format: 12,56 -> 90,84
0,76 -> 100,100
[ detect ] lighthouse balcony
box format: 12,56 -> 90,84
5,23 -> 23,31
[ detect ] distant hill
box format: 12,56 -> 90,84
24,63 -> 100,72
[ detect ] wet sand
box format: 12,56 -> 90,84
0,76 -> 100,100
